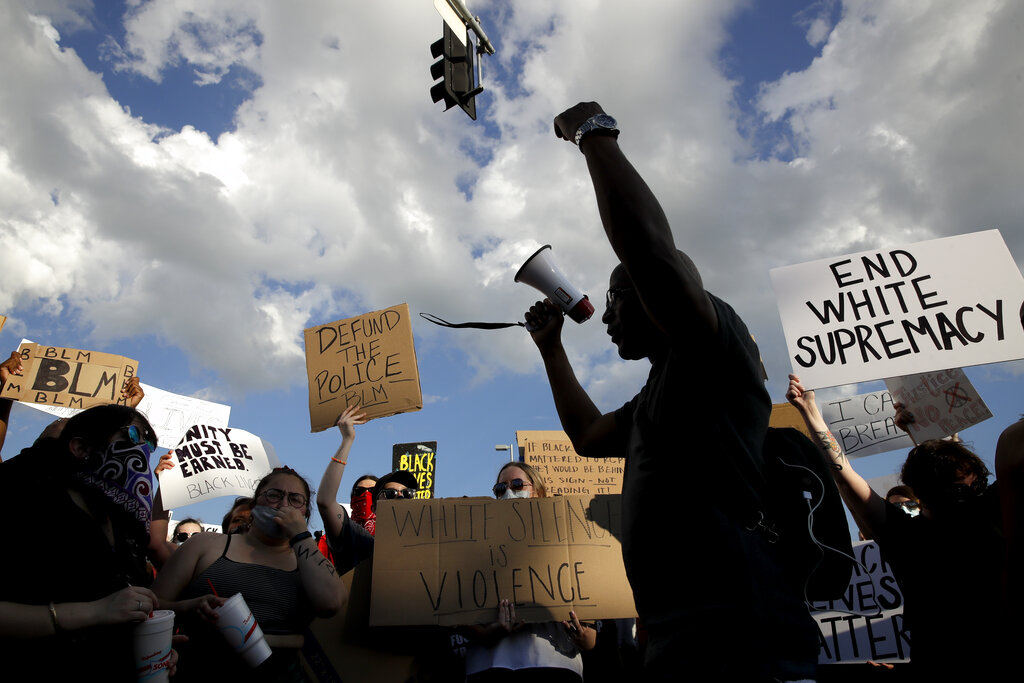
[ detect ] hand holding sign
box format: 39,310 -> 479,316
336,404 -> 368,439
122,376 -> 144,408
0,352 -> 23,386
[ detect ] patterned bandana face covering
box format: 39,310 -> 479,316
73,440 -> 154,534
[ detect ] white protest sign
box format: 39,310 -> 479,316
819,390 -> 914,458
771,230 -> 1024,389
158,426 -> 280,509
810,541 -> 909,664
135,385 -> 230,449
884,367 -> 992,442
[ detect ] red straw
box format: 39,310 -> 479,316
206,578 -> 219,597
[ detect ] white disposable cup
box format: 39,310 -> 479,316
134,609 -> 175,682
215,593 -> 272,667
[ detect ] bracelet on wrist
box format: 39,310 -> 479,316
331,457 -> 346,465
48,602 -> 61,633
289,531 -> 313,548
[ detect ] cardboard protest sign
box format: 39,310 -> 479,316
884,367 -> 992,441
0,343 -> 138,411
392,441 -> 436,499
304,304 -> 422,432
819,390 -> 914,458
370,495 -> 635,626
769,403 -> 812,438
0,315 -> 6,332
810,541 -> 909,664
516,430 -> 624,495
14,372 -> 230,449
158,426 -> 280,509
771,230 -> 1024,389
303,560 -> 420,683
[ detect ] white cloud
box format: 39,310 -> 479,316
3,0 -> 1022,408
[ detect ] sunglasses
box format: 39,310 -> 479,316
353,486 -> 376,496
492,479 -> 532,497
378,487 -> 416,500
122,424 -> 158,451
174,531 -> 199,543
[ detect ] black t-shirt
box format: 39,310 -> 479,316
612,294 -> 771,628
875,486 -> 1007,677
0,443 -> 152,681
325,507 -> 375,575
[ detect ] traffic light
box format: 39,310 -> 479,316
429,23 -> 479,120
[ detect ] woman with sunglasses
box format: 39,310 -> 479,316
0,403 -> 175,678
465,462 -> 597,683
152,466 -> 345,682
173,518 -> 204,544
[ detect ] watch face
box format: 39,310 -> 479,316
593,114 -> 617,129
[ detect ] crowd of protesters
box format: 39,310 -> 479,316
0,102 -> 1021,683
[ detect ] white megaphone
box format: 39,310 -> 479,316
514,245 -> 595,323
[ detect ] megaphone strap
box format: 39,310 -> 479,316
419,312 -> 525,330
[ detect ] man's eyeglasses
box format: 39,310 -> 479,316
605,287 -> 634,308
174,531 -> 200,543
121,424 -> 158,451
258,488 -> 308,508
378,488 -> 416,500
492,479 -> 533,497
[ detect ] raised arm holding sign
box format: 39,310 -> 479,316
786,374 -> 1011,679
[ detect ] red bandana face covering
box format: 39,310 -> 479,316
351,489 -> 376,535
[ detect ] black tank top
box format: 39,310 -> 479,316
179,534 -> 313,634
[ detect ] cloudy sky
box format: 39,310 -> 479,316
2,0 -> 1022,529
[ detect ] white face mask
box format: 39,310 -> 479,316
498,488 -> 532,500
250,505 -> 290,539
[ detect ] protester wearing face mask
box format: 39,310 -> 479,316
787,374 -> 1012,681
885,486 -> 920,517
153,466 -> 344,681
464,462 -> 596,682
0,404 -> 176,679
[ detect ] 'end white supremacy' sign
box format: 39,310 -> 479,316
771,230 -> 1024,389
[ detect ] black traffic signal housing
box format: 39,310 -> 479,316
430,23 -> 480,120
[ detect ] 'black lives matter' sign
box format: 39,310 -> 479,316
771,230 -> 1024,389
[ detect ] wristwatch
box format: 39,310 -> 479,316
574,114 -> 619,151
